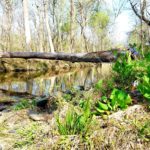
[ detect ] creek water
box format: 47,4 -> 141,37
0,63 -> 112,97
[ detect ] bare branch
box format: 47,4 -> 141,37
129,0 -> 150,26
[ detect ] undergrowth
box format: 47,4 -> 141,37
56,100 -> 93,136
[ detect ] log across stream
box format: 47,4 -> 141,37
0,50 -> 125,63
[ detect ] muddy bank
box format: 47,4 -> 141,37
0,58 -> 98,72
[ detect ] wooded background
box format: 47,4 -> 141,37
0,0 -> 149,53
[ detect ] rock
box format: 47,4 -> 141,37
8,130 -> 16,133
108,105 -> 145,121
28,110 -> 47,121
64,90 -> 73,95
0,105 -> 7,111
0,97 -> 15,103
0,101 -> 15,111
74,85 -> 85,91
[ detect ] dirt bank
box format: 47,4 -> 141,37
0,58 -> 97,72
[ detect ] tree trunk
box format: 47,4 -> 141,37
70,0 -> 75,53
44,0 -> 55,53
23,0 -> 31,51
0,50 -> 123,62
36,5 -> 44,52
1,0 -> 13,52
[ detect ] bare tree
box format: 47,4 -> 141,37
44,0 -> 55,53
23,0 -> 31,51
75,0 -> 91,52
0,0 -> 13,51
34,2 -> 44,52
70,0 -> 76,53
129,0 -> 150,26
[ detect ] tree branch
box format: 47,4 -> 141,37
129,0 -> 150,26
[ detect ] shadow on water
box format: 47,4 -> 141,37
0,63 -> 112,97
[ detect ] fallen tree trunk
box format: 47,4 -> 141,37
0,50 -> 124,63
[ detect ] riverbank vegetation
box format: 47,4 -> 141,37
0,49 -> 150,149
0,0 -> 150,149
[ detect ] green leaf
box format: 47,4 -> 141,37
98,102 -> 109,111
95,80 -> 103,91
110,88 -> 132,110
96,107 -> 105,113
138,75 -> 150,101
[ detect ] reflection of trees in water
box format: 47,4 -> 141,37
50,77 -> 56,94
0,64 -> 112,96
26,80 -> 33,94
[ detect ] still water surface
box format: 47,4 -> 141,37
0,63 -> 112,97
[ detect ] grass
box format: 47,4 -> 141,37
14,123 -> 39,148
12,99 -> 36,110
0,122 -> 8,137
133,119 -> 150,142
56,100 -> 93,136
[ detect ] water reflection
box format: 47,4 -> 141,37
0,63 -> 112,96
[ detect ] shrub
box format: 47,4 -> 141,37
113,54 -> 136,88
138,75 -> 150,101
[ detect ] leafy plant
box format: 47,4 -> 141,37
95,96 -> 112,114
56,100 -> 92,135
138,75 -> 150,101
110,88 -> 132,110
95,88 -> 132,114
113,54 -> 136,88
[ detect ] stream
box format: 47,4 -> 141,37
0,63 -> 112,98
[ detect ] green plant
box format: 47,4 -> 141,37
113,54 -> 136,88
110,88 -> 132,110
106,79 -> 114,91
12,99 -> 36,110
138,121 -> 150,141
95,80 -> 103,91
95,96 -> 112,114
94,79 -> 108,95
138,75 -> 150,101
95,88 -> 132,114
56,100 -> 92,135
63,94 -> 72,102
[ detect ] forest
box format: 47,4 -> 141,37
0,0 -> 150,149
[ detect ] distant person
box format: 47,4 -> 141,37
128,43 -> 139,59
